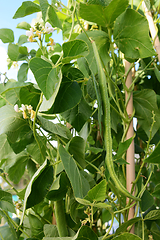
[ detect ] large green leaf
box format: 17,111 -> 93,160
28,213 -> 44,239
52,79 -> 82,113
44,224 -> 59,237
0,28 -> 14,43
67,136 -> 86,169
17,21 -> 31,30
8,152 -> 29,184
62,39 -> 89,63
116,217 -> 141,235
144,210 -> 160,220
76,225 -> 98,240
77,30 -> 110,75
150,222 -> 160,240
0,189 -> 15,213
143,141 -> 160,164
59,145 -> 86,199
0,134 -> 13,161
8,43 -> 19,61
39,0 -> 49,21
0,105 -> 30,143
112,232 -> 142,239
46,172 -> 69,201
133,89 -> 160,137
20,160 -> 53,224
38,116 -> 72,139
87,179 -> 107,202
19,84 -> 41,109
116,137 -> 133,159
27,137 -> 46,165
152,183 -> 160,199
61,97 -> 92,132
79,0 -> 128,27
0,221 -> 18,240
140,190 -> 154,211
29,58 -> 62,100
13,1 -> 41,19
47,5 -> 62,29
114,9 -> 155,59
18,63 -> 29,82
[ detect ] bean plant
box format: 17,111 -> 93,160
0,0 -> 160,239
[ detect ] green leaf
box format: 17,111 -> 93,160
8,152 -> 29,184
59,145 -> 85,199
79,0 -> 128,27
28,213 -> 44,239
144,210 -> 160,220
133,89 -> 160,138
143,141 -> 160,164
27,137 -> 46,165
62,39 -> 89,63
152,183 -> 160,199
39,0 -> 49,21
47,5 -> 62,29
20,160 -> 53,224
0,134 -> 13,161
61,97 -> 93,132
0,28 -> 14,43
39,68 -> 62,111
150,222 -> 160,240
44,224 -> 59,237
46,172 -> 69,201
140,190 -> 154,212
43,238 -> 72,240
0,105 -> 30,144
116,137 -> 133,159
88,179 -> 106,202
0,220 -> 18,240
18,63 -> 29,82
8,43 -> 19,61
29,58 -> 61,100
0,189 -> 15,213
77,30 -> 110,75
13,1 -> 41,19
67,136 -> 86,169
112,232 -> 142,240
38,116 -> 72,139
19,84 -> 41,109
18,34 -> 28,45
114,9 -> 155,59
17,21 -> 31,30
116,217 -> 141,235
77,225 -> 98,240
52,80 -> 82,113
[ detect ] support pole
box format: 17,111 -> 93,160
125,60 -> 135,233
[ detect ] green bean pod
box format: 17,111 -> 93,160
91,39 -> 140,201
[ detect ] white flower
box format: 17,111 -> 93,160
26,28 -> 34,37
44,22 -> 54,33
21,104 -> 26,111
14,104 -> 19,112
27,105 -> 32,113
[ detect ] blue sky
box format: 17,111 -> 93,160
0,0 -> 64,80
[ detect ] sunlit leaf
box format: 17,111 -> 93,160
0,28 -> 14,43
114,9 -> 155,59
88,179 -> 106,202
62,39 -> 89,63
13,1 -> 41,19
0,189 -> 15,213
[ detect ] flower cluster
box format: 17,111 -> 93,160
14,104 -> 35,120
26,22 -> 55,45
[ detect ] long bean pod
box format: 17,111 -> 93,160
91,39 -> 140,201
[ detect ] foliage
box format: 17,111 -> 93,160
0,0 -> 160,239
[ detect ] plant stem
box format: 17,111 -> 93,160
54,199 -> 68,237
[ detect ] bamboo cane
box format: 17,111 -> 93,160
125,60 -> 135,233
